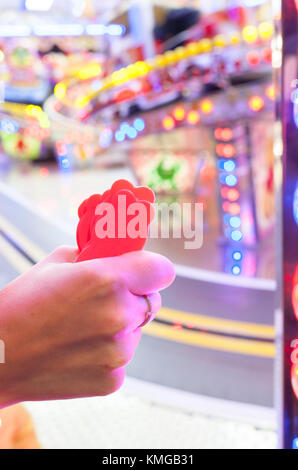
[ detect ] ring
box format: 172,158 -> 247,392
139,295 -> 153,327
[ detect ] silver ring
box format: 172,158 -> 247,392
139,295 -> 153,327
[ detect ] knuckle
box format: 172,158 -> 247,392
101,367 -> 125,395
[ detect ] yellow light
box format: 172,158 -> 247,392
173,46 -> 186,61
54,82 -> 66,100
242,25 -> 258,44
162,115 -> 175,131
164,50 -> 176,65
77,63 -> 102,80
249,95 -> 265,112
187,110 -> 200,125
266,84 -> 275,101
75,96 -> 89,109
258,22 -> 273,41
173,106 -> 186,121
155,54 -> 167,68
200,38 -> 212,53
186,42 -> 201,57
230,32 -> 241,45
213,35 -> 226,48
200,99 -> 214,114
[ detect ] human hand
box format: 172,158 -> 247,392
0,246 -> 175,407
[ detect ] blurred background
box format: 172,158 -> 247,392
0,0 -> 296,449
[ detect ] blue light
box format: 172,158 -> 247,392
231,265 -> 241,276
107,24 -> 126,36
120,122 -> 130,133
59,157 -> 70,169
232,251 -> 243,261
231,230 -> 243,242
223,160 -> 236,172
294,184 -> 298,225
230,216 -> 241,229
225,175 -> 238,187
127,127 -> 138,139
115,130 -> 125,142
292,437 -> 298,449
133,118 -> 145,132
0,118 -> 19,134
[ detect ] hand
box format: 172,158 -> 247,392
0,246 -> 175,407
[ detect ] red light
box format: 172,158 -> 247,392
228,203 -> 241,216
40,167 -> 49,177
221,128 -> 233,141
249,95 -> 265,112
221,187 -> 240,201
246,50 -> 260,67
173,106 -> 186,121
162,115 -> 175,131
216,143 -> 236,158
262,46 -> 272,64
187,110 -> 200,125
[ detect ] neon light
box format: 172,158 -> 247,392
223,160 -> 236,172
115,131 -> 125,142
133,118 -> 145,131
230,216 -> 241,228
200,99 -> 214,114
225,175 -> 238,187
258,22 -> 274,41
173,106 -> 185,121
232,251 -> 243,261
246,50 -> 260,67
0,25 -> 31,37
231,230 -> 243,242
232,265 -> 241,276
266,84 -> 275,101
162,116 -> 175,131
249,96 -> 265,112
34,24 -> 84,37
127,127 -> 138,139
242,25 -> 258,44
293,438 -> 298,449
187,110 -> 200,125
228,203 -> 241,216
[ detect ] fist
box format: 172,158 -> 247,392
0,246 -> 175,406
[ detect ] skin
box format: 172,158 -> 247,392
0,246 -> 175,408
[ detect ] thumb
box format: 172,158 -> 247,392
42,246 -> 78,264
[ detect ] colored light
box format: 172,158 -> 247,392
227,189 -> 240,201
242,25 -> 258,44
0,119 -> 19,134
262,46 -> 272,64
187,110 -> 200,125
54,83 -> 66,100
293,183 -> 298,225
216,143 -> 236,158
232,251 -> 243,261
229,203 -> 241,215
230,216 -> 241,228
173,106 -> 186,121
120,122 -> 130,132
266,84 -> 275,100
293,438 -> 298,450
162,116 -> 175,131
231,230 -> 243,242
133,118 -> 145,132
232,265 -> 241,276
258,22 -> 273,41
200,99 -> 214,114
127,127 -> 138,139
225,175 -> 238,187
115,130 -> 125,142
246,50 -> 260,67
223,160 -> 236,172
221,128 -> 233,141
249,95 -> 265,112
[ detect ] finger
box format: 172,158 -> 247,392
128,291 -> 161,331
96,251 -> 175,295
43,246 -> 78,264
